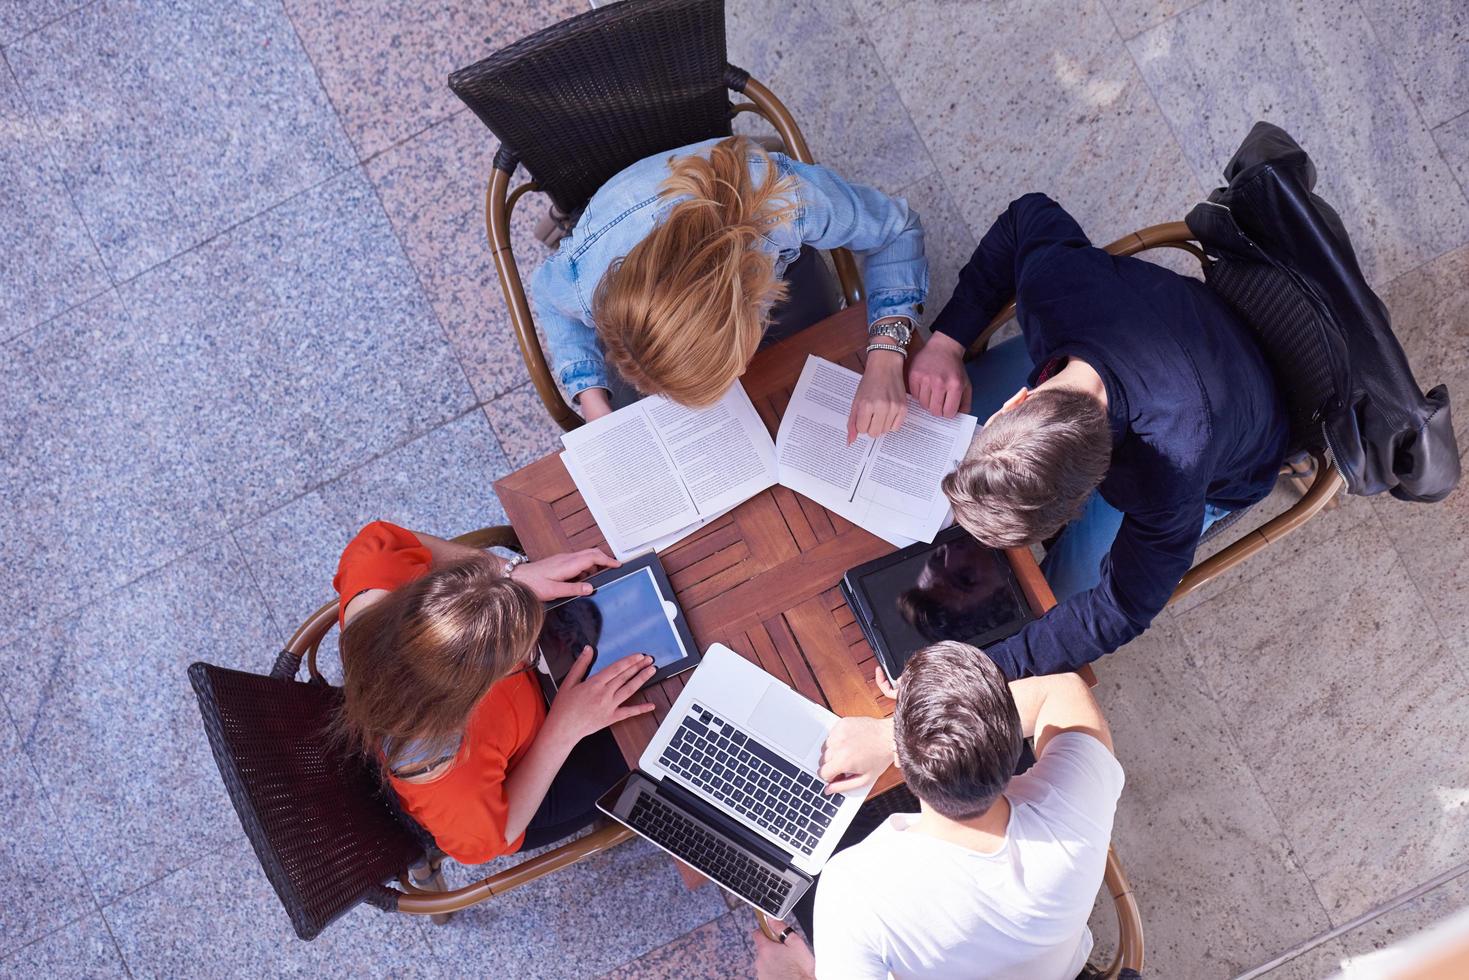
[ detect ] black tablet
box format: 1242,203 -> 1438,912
841,525 -> 1034,682
534,552 -> 700,703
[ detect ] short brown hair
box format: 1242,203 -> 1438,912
942,388 -> 1110,548
333,555 -> 543,774
593,136 -> 797,406
894,641 -> 1022,820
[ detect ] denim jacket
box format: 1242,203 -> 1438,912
529,138 -> 928,401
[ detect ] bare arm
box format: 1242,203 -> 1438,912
1008,672 -> 1114,756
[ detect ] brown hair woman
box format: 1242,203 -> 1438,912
332,521 -> 654,862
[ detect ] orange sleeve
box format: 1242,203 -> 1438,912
388,679 -> 544,864
333,521 -> 433,626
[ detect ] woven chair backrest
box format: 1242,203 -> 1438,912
449,0 -> 734,214
188,662 -> 422,940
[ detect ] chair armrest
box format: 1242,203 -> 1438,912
965,221 -> 1205,361
485,165 -> 583,432
452,525 -> 523,552
394,822 -> 634,916
1102,845 -> 1145,978
1169,452 -> 1343,606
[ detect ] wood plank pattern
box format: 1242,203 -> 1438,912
493,305 -> 1066,875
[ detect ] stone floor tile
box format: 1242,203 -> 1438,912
1372,481 -> 1469,667
423,836 -> 726,979
1174,519 -> 1469,923
0,542 -> 277,904
868,0 -> 1205,253
0,65 -> 108,340
1128,0 -> 1469,286
6,0 -> 353,281
1377,244 -> 1469,450
0,716 -> 93,958
367,111 -> 548,402
1098,0 -> 1207,39
0,913 -> 126,978
1087,618 -> 1332,977
0,0 -> 86,44
283,0 -> 583,160
727,0 -> 932,196
234,411 -> 513,682
120,169 -> 477,526
1333,872 -> 1469,963
1357,0 -> 1468,129
1435,112 -> 1469,191
1255,942 -> 1351,979
599,909 -> 757,980
892,171 -> 977,331
1168,477 -> 1369,616
104,841 -> 435,979
0,292 -> 226,649
484,384 -> 567,472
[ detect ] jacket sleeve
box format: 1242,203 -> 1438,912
983,497 -> 1204,678
930,193 -> 1090,349
781,157 -> 928,325
530,254 -> 610,400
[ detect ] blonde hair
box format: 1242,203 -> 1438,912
593,136 -> 798,406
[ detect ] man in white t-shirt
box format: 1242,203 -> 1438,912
753,641 -> 1124,980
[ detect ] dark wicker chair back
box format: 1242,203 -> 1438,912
188,662 -> 423,940
448,0 -> 733,215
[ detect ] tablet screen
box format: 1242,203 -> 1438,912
859,534 -> 1029,660
538,566 -> 690,685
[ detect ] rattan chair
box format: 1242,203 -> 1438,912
449,0 -> 864,432
187,525 -> 633,940
962,222 -> 1346,604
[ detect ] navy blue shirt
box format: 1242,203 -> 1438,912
932,194 -> 1288,678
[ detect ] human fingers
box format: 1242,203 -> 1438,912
940,378 -> 962,418
874,665 -> 898,700
611,658 -> 658,700
891,399 -> 908,433
539,577 -> 594,599
824,772 -> 869,795
596,652 -> 652,689
563,646 -> 595,686
612,701 -> 658,723
959,379 -> 973,415
847,402 -> 866,445
566,548 -> 619,575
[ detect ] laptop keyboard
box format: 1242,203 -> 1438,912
628,791 -> 794,915
657,703 -> 844,856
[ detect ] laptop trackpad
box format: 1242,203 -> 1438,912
749,685 -> 827,767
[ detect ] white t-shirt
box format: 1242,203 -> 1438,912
812,732 -> 1125,980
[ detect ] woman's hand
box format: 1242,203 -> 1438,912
509,548 -> 620,601
907,330 -> 971,417
847,349 -> 908,444
544,647 -> 657,744
578,388 -> 614,421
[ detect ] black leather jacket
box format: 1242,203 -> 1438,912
1187,122 -> 1459,502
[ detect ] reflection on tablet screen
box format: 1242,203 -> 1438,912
866,536 -> 1026,655
539,567 -> 688,684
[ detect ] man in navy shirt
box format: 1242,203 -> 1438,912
905,193 -> 1288,679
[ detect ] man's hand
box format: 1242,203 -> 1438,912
908,330 -> 971,417
753,921 -> 815,980
847,349 -> 908,444
510,548 -> 620,601
578,387 -> 614,421
818,715 -> 896,795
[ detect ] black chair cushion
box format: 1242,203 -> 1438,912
188,662 -> 423,940
448,0 -> 734,214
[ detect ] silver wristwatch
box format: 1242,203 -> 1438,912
868,315 -> 916,348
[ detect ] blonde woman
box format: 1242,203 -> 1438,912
531,136 -> 928,440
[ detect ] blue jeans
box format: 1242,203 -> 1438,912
966,337 -> 1229,602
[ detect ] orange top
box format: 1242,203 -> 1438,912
333,521 -> 547,863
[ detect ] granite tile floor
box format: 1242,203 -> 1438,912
2,0 -> 1466,977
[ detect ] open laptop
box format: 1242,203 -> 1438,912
597,644 -> 872,918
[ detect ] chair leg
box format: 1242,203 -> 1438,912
1281,454 -> 1339,511
408,855 -> 455,926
